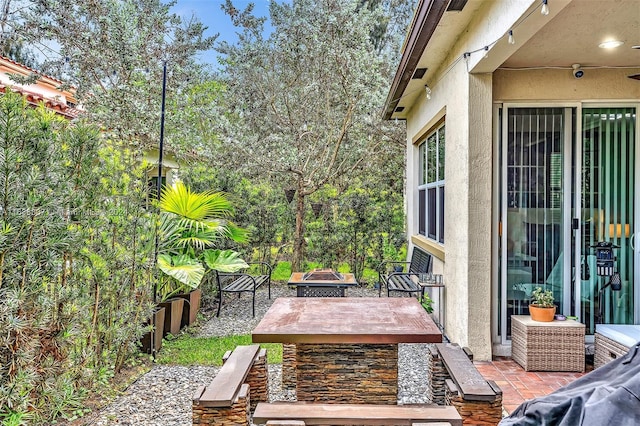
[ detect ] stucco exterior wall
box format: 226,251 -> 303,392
494,68 -> 640,101
0,61 -> 73,105
467,73 -> 494,359
406,60 -> 494,360
143,150 -> 181,186
404,0 -> 533,361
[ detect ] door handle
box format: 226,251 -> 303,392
631,232 -> 635,251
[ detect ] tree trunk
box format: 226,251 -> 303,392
292,181 -> 306,272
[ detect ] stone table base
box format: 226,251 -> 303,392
296,343 -> 398,404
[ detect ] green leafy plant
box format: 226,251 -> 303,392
531,287 -> 554,308
156,182 -> 249,300
0,410 -> 32,426
157,254 -> 206,299
420,294 -> 434,314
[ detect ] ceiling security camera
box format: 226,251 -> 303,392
572,64 -> 584,79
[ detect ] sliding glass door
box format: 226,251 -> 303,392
498,105 -> 638,342
499,107 -> 569,339
578,107 -> 636,334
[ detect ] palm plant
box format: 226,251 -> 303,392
156,181 -> 249,300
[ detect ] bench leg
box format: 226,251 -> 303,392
247,348 -> 269,411
446,383 -> 503,425
216,293 -> 223,317
427,346 -> 448,405
193,383 -> 250,425
252,291 -> 256,318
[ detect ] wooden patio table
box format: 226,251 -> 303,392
252,297 -> 442,404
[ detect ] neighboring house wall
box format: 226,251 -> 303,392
0,55 -> 79,118
143,149 -> 181,187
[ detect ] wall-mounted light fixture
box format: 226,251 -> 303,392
508,30 -> 515,45
541,0 -> 549,15
424,85 -> 432,100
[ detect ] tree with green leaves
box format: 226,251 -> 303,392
0,0 -> 39,68
0,94 -> 90,422
22,0 -> 216,152
218,0 -> 405,272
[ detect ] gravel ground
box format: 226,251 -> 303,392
86,283 -> 433,426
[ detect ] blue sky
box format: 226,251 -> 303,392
170,0 -> 274,68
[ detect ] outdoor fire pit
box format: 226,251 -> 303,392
288,268 -> 358,297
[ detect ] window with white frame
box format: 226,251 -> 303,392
418,123 -> 445,243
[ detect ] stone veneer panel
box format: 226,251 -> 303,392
192,383 -> 250,426
246,348 -> 268,411
426,345 -> 447,405
296,343 -> 398,404
282,343 -> 296,390
446,385 -> 502,426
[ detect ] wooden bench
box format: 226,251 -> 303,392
215,261 -> 272,317
378,246 -> 433,297
253,402 -> 462,425
192,344 -> 268,426
428,343 -> 502,425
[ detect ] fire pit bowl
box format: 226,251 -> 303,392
289,269 -> 357,297
302,268 -> 345,281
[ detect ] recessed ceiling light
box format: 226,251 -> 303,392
599,40 -> 624,49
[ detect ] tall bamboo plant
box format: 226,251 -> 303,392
0,94 -> 96,422
156,182 -> 249,300
80,142 -> 156,373
0,92 -> 160,423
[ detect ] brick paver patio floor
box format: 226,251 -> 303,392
474,357 -> 591,415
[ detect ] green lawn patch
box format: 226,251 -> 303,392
271,261 -> 292,281
157,334 -> 283,366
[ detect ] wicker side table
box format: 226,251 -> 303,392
511,315 -> 585,372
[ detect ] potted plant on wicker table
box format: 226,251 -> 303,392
529,287 -> 556,322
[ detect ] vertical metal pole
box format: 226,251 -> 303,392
151,61 -> 167,359
155,60 -> 167,278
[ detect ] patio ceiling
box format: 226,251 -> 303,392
384,0 -> 640,120
503,0 -> 640,68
